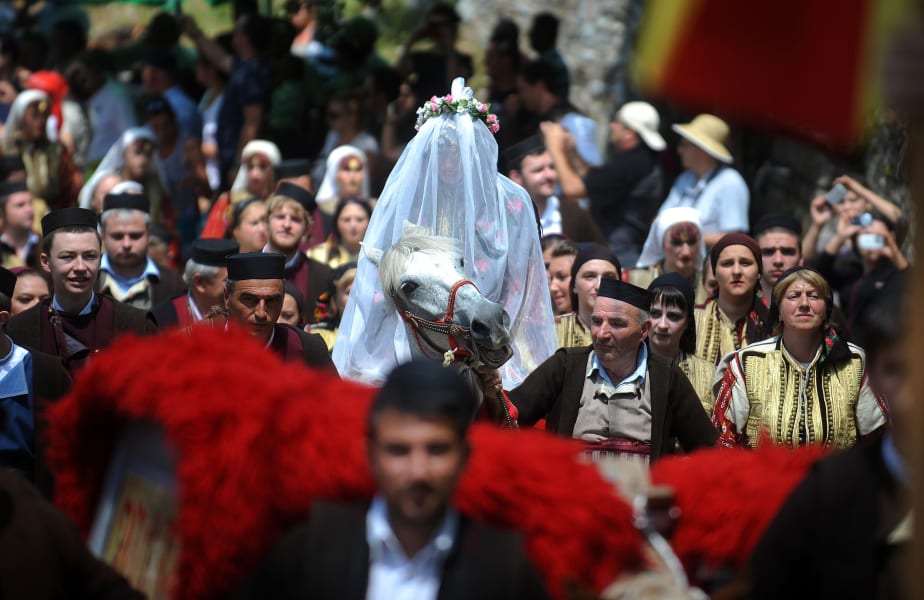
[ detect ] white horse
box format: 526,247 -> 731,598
363,222 -> 513,371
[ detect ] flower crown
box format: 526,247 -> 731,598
415,77 -> 500,134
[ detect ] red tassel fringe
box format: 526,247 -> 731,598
45,328 -> 645,600
650,444 -> 827,581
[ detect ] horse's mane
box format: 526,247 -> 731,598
378,226 -> 462,297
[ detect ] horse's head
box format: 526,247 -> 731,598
364,223 -> 512,368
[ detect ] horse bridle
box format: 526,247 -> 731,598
399,279 -> 479,367
396,278 -> 517,430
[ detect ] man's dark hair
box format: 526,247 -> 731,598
0,291 -> 10,314
146,12 -> 181,47
0,33 -> 19,63
367,359 -> 477,440
427,2 -> 461,29
43,225 -> 101,254
529,12 -> 559,52
519,59 -> 556,91
240,14 -> 271,52
490,18 -> 519,45
145,94 -> 176,121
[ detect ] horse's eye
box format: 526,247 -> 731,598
400,281 -> 419,295
459,257 -> 465,268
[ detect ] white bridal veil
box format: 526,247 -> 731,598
333,79 -> 557,387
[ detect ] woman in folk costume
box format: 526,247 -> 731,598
646,272 -> 717,415
555,243 -> 622,349
694,233 -> 773,365
308,261 -> 357,352
630,206 -> 709,305
314,144 -> 371,216
306,195 -> 372,269
78,127 -> 173,230
1,89 -> 82,211
712,266 -> 888,448
199,139 -> 281,239
333,78 -> 557,386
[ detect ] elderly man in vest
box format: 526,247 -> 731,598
483,277 -> 716,464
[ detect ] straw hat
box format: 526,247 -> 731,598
672,114 -> 733,164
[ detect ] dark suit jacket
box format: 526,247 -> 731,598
749,438 -> 909,600
508,346 -> 717,461
0,470 -> 144,599
236,501 -> 548,600
150,295 -> 183,329
270,324 -> 336,372
29,348 -> 72,497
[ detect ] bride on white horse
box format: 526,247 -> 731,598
333,78 -> 557,387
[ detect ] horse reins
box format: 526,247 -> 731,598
397,279 -> 517,430
400,279 -> 478,366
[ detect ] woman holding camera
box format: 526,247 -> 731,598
712,266 -> 888,448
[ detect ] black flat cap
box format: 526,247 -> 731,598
41,207 -> 98,237
191,239 -> 240,267
226,252 -> 285,281
648,272 -> 695,312
0,155 -> 25,180
0,267 -> 16,299
0,180 -> 29,198
274,181 -> 317,213
504,134 -> 545,171
103,193 -> 150,214
598,277 -> 651,311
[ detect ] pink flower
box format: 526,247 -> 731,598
486,114 -> 498,124
430,95 -> 439,103
444,94 -> 453,103
490,123 -> 500,134
479,103 -> 488,112
429,102 -> 439,112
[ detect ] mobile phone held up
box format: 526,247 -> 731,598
850,212 -> 874,227
825,183 -> 847,206
857,233 -> 884,251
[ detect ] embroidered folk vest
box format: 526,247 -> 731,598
695,301 -> 749,365
554,312 -> 592,350
738,343 -> 865,448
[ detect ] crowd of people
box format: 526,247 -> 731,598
0,2 -> 912,599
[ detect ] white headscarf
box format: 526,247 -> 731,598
1,89 -> 49,150
230,140 -> 282,193
78,127 -> 164,210
315,144 -> 369,212
635,206 -> 706,269
333,78 -> 557,387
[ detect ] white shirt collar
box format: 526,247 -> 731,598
52,292 -> 96,315
366,495 -> 458,562
539,195 -> 563,236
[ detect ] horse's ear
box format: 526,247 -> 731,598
402,220 -> 428,237
362,242 -> 383,266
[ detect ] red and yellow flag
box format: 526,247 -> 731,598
633,0 -> 915,146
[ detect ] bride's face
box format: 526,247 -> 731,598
438,150 -> 461,185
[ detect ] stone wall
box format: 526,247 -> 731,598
456,0 -> 634,145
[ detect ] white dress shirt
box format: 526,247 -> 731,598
365,495 -> 459,600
